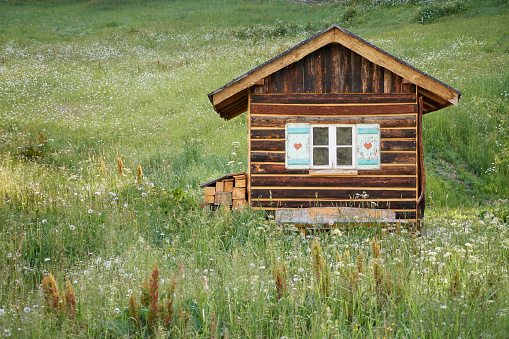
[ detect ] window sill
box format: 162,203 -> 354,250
309,169 -> 358,176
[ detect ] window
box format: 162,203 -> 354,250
310,125 -> 355,169
285,123 -> 380,171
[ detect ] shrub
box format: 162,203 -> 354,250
417,1 -> 467,23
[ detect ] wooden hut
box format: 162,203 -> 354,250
205,25 -> 461,227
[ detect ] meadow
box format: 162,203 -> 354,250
0,0 -> 508,337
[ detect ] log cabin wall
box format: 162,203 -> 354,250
248,43 -> 419,223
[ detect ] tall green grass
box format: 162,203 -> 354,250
0,0 -> 508,337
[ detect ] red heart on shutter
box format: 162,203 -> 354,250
294,143 -> 302,150
364,143 -> 372,150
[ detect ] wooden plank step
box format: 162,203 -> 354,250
275,207 -> 403,225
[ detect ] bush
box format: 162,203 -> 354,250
417,1 -> 467,23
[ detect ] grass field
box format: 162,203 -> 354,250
0,0 -> 508,337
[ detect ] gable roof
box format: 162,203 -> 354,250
208,24 -> 461,120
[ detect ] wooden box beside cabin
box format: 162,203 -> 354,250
205,25 -> 461,227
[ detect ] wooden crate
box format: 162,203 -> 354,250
215,192 -> 232,206
204,186 -> 215,195
234,175 -> 246,188
232,187 -> 246,200
224,179 -> 234,192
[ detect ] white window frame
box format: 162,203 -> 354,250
310,124 -> 356,170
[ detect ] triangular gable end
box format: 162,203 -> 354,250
208,25 -> 461,120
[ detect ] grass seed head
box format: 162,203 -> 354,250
128,293 -> 139,321
148,262 -> 160,329
117,157 -> 124,176
38,132 -> 47,147
372,237 -> 381,260
98,158 -> 107,174
64,280 -> 77,321
274,261 -> 288,301
137,164 -> 143,185
42,273 -> 60,313
357,249 -> 364,273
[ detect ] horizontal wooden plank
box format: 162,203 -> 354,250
252,139 -> 415,152
275,207 -> 398,224
251,129 -> 285,139
250,104 -> 417,116
381,128 -> 416,139
251,128 -> 416,140
251,188 -> 416,200
251,115 -> 416,128
253,200 -> 416,209
251,152 -> 285,162
251,163 -> 416,175
251,93 -> 416,105
251,176 -> 416,188
381,140 -> 416,151
359,165 -> 416,175
251,140 -> 283,152
381,152 -> 416,164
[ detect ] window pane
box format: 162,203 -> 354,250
336,127 -> 352,146
313,127 -> 329,146
313,147 -> 329,166
337,147 -> 352,166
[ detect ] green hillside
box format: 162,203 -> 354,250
0,0 -> 508,337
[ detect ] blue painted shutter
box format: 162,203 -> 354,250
285,123 -> 310,169
356,124 -> 380,170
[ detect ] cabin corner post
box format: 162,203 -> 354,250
417,96 -> 426,225
247,90 -> 252,208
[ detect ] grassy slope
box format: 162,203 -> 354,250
0,0 -> 507,205
0,0 -> 508,337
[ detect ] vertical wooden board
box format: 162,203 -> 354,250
324,45 -> 334,93
282,63 -> 298,93
332,44 -> 340,93
361,58 -> 373,93
402,82 -> 416,94
372,65 -> 382,93
251,85 -> 264,95
297,58 -> 305,93
264,75 -> 271,94
340,45 -> 351,93
303,54 -> 315,93
204,195 -> 215,204
394,75 -> 402,93
351,51 -> 362,93
384,68 -> 393,93
314,48 -> 325,93
271,70 -> 282,93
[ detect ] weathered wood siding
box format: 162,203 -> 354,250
248,44 -> 419,223
255,44 -> 415,96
